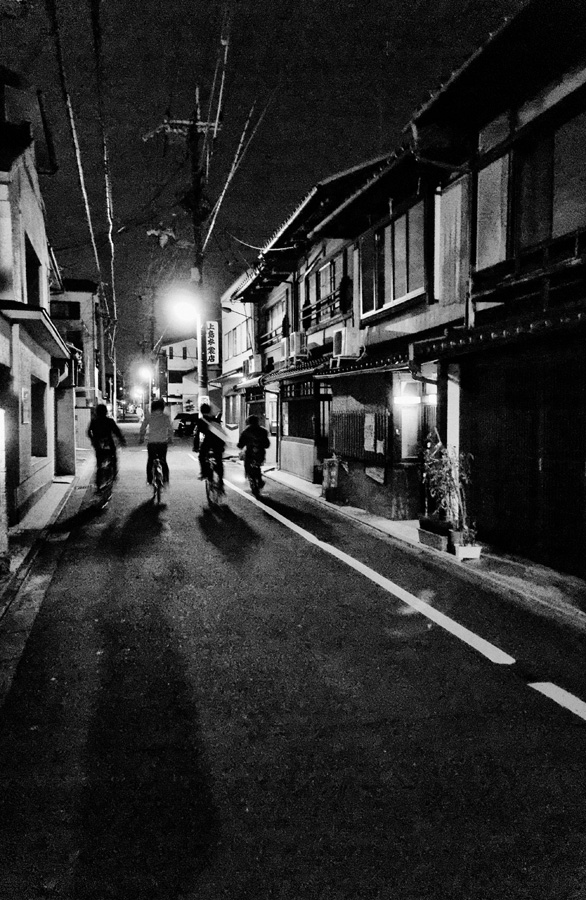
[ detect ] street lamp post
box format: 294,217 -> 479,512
137,364 -> 152,411
164,287 -> 208,409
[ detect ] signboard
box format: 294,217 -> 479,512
206,321 -> 219,365
364,413 -> 375,452
365,466 -> 386,484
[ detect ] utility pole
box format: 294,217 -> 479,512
144,103 -> 218,404
142,8 -> 232,414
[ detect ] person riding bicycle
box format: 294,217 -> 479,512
194,403 -> 226,492
87,403 -> 126,491
139,398 -> 173,485
237,415 -> 270,487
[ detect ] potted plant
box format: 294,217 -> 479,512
419,429 -> 481,560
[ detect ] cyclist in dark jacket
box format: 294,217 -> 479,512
193,403 -> 226,490
237,415 -> 270,487
87,403 -> 126,489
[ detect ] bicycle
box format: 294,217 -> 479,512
95,444 -> 115,507
204,452 -> 224,507
152,453 -> 164,505
247,458 -> 264,499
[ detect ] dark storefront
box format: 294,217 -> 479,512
460,330 -> 586,577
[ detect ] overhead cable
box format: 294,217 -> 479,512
90,0 -> 118,355
202,84 -> 278,254
44,0 -> 103,287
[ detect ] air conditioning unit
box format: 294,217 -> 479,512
242,354 -> 262,378
290,331 -> 307,357
280,337 -> 289,361
333,326 -> 362,358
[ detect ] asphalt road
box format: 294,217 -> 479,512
0,427 -> 585,899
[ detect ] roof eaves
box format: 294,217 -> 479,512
307,149 -> 410,241
407,2 -> 531,128
224,152 -> 399,304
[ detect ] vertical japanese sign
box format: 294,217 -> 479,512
206,321 -> 219,365
364,413 -> 375,452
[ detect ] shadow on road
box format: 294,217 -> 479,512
74,600 -> 218,897
109,501 -> 169,555
197,504 -> 261,561
48,501 -> 106,534
261,495 -> 336,543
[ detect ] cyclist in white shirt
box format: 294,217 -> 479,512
138,399 -> 174,485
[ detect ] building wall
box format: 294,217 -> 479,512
163,337 -> 199,414
460,332 -> 586,577
13,326 -> 53,516
0,141 -> 69,523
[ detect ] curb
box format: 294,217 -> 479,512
0,458 -> 94,624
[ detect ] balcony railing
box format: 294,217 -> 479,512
302,287 -> 342,330
472,228 -> 586,308
259,326 -> 283,351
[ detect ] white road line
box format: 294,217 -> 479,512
528,683 -> 586,721
204,466 -> 515,667
191,457 -> 586,719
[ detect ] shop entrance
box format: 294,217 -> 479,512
461,334 -> 586,577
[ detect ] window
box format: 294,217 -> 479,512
360,232 -> 376,314
553,110 -> 586,237
513,109 -> 586,250
50,301 -> 81,319
374,227 -> 387,308
266,297 -> 285,335
437,178 -> 469,305
477,155 -> 509,269
168,347 -> 174,359
516,135 -> 552,248
25,237 -> 41,307
393,373 -> 437,460
319,262 -> 333,301
30,376 -> 47,457
302,277 -> 312,329
361,200 -> 425,316
182,346 -> 187,360
333,253 -> 345,291
225,394 -> 240,425
168,370 -> 183,383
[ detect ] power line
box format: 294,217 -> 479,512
202,83 -> 279,254
90,0 -> 118,360
44,0 -> 103,287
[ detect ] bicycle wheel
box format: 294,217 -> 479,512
247,462 -> 262,498
152,458 -> 164,505
249,472 -> 261,498
205,474 -> 218,506
99,476 -> 113,507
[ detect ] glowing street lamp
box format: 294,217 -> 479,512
162,286 -> 207,404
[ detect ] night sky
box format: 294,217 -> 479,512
1,0 -> 526,378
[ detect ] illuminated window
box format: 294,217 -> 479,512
362,200 -> 426,316
393,374 -> 437,460
477,155 -> 509,269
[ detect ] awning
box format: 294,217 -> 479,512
234,375 -> 263,392
0,301 -> 69,359
214,371 -> 243,384
411,305 -> 586,362
319,355 -> 409,379
261,361 -> 329,384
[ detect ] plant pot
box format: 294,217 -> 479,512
418,528 -> 449,552
453,543 -> 482,561
448,528 -> 466,551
